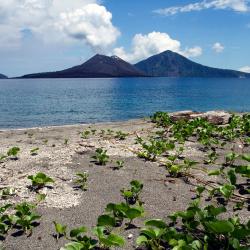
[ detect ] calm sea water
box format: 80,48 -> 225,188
0,77 -> 250,129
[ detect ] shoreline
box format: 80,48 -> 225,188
0,118 -> 148,132
0,109 -> 245,132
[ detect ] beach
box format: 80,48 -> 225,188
0,115 -> 249,250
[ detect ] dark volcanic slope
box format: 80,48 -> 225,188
20,54 -> 145,78
0,73 -> 7,79
134,50 -> 250,78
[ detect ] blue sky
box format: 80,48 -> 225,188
0,0 -> 250,76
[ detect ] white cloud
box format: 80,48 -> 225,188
239,66 -> 250,73
113,32 -> 202,63
212,42 -> 224,53
154,0 -> 249,16
0,0 -> 119,51
56,4 -> 120,50
183,46 -> 203,57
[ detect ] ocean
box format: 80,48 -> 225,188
0,77 -> 249,128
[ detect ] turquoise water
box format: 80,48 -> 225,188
0,77 -> 249,128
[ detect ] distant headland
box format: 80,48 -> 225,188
0,73 -> 7,79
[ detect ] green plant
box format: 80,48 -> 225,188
97,214 -> 116,229
137,198 -> 250,250
0,204 -> 12,238
93,226 -> 125,249
165,156 -> 198,178
225,152 -> 239,166
91,129 -> 97,135
53,221 -> 67,240
81,130 -> 91,139
138,139 -> 175,161
100,129 -> 106,136
183,158 -> 198,173
7,146 -> 20,160
107,129 -> 114,136
136,219 -> 168,250
64,139 -> 69,145
54,222 -> 122,250
120,180 -> 143,205
0,187 -> 15,199
115,131 -> 128,140
10,202 -> 41,235
114,160 -> 124,170
30,147 -> 39,156
135,135 -> 143,144
105,202 -> 144,227
204,150 -> 218,164
64,227 -> 97,250
105,203 -> 126,226
92,148 -> 109,165
28,172 -> 54,190
167,164 -> 183,178
0,155 -> 7,162
36,193 -> 47,203
43,139 -> 48,144
241,153 -> 250,162
151,112 -> 171,127
74,172 -> 88,191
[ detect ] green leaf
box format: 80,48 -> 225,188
229,238 -> 240,249
144,219 -> 167,229
0,155 -> 7,161
205,205 -> 226,217
225,152 -> 239,164
242,154 -> 250,162
191,240 -> 202,250
70,226 -> 87,238
125,207 -> 143,221
169,238 -> 178,246
53,221 -> 67,235
60,242 -> 83,250
136,235 -> 148,246
7,147 -> 20,157
231,228 -> 250,240
235,165 -> 250,177
219,184 -> 235,199
30,148 -> 39,154
196,186 -> 205,195
140,228 -> 157,239
208,170 -> 221,176
97,215 -> 116,227
36,193 -> 46,202
0,204 -> 12,213
227,169 -> 237,185
0,222 -> 9,234
28,172 -> 54,187
106,233 -> 125,247
205,220 -> 234,233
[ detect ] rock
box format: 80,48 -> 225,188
169,111 -> 201,122
202,111 -> 231,125
127,234 -> 133,239
170,110 -> 231,125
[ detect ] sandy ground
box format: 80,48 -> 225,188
0,119 -> 249,250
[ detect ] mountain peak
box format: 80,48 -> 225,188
20,53 -> 145,78
134,50 -> 249,78
110,55 -> 123,61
